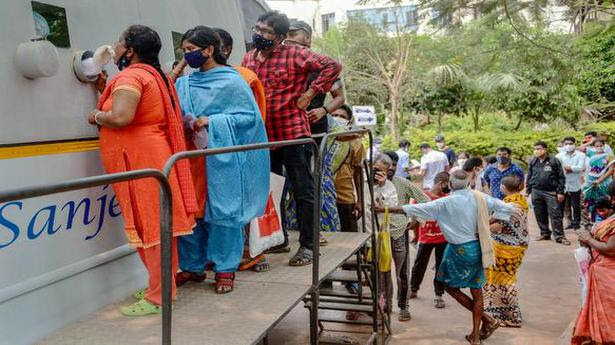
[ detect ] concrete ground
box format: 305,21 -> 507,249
268,213 -> 582,345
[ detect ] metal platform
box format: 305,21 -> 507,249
37,231 -> 370,345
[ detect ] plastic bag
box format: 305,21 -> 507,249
368,208 -> 392,272
574,246 -> 591,306
248,174 -> 285,257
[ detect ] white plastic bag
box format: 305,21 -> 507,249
248,173 -> 285,257
574,246 -> 591,306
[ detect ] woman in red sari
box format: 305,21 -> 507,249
87,25 -> 197,316
573,195 -> 615,344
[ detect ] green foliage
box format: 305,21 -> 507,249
378,113 -> 615,167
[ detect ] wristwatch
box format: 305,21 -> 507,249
322,106 -> 329,114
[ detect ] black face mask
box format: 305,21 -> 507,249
252,33 -> 275,50
116,50 -> 130,71
442,184 -> 451,194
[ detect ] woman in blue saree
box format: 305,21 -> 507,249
174,26 -> 269,294
583,140 -> 615,222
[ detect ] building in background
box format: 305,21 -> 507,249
267,0 -> 430,36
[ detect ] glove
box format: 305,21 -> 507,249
93,45 -> 115,67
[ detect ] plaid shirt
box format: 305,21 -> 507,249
241,44 -> 342,142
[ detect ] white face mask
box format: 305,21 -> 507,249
564,144 -> 575,153
457,158 -> 467,169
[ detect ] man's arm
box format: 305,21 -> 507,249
404,180 -> 430,203
296,49 -> 342,96
400,199 -> 441,221
485,194 -> 516,221
553,158 -> 566,195
571,154 -> 586,173
525,160 -> 534,195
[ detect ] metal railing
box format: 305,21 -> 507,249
161,137 -> 319,345
0,130 -> 375,345
0,169 -> 174,343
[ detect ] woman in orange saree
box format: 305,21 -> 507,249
88,25 -> 197,316
572,196 -> 615,345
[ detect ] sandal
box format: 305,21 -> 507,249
215,272 -> 235,294
265,244 -> 291,254
320,234 -> 328,246
480,319 -> 500,340
175,271 -> 206,287
398,308 -> 411,322
556,238 -> 571,246
465,334 -> 482,345
120,299 -> 161,316
434,295 -> 445,309
133,288 -> 147,300
252,260 -> 270,272
289,246 -> 313,266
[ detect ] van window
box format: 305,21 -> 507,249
31,1 -> 70,48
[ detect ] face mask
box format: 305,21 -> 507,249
442,184 -> 451,194
564,144 -> 576,153
457,159 -> 467,169
184,49 -> 208,68
595,147 -> 605,154
497,156 -> 511,165
116,50 -> 130,71
252,33 -> 275,50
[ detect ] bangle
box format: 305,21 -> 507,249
94,111 -> 105,126
323,106 -> 329,114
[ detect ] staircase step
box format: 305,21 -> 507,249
320,286 -> 371,299
306,301 -> 374,313
327,270 -> 360,283
319,315 -> 374,326
317,296 -> 373,306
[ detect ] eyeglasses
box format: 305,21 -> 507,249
252,25 -> 276,37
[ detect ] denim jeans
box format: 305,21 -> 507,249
270,143 -> 315,249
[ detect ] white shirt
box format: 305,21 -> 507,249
402,189 -> 514,244
395,149 -> 410,178
420,150 -> 449,189
556,150 -> 587,192
362,179 -> 398,234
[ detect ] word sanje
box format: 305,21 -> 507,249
0,185 -> 122,249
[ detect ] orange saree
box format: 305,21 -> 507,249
572,217 -> 615,345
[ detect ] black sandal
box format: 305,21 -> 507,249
289,246 -> 313,266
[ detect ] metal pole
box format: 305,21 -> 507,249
159,182 -> 173,345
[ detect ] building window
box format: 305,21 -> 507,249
406,9 -> 417,27
322,12 -> 335,33
31,1 -> 70,47
171,31 -> 183,62
382,12 -> 389,27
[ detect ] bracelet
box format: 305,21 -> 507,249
323,106 -> 329,114
94,111 -> 105,126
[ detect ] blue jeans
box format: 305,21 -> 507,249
178,219 -> 244,273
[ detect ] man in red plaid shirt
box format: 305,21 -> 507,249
242,11 -> 342,266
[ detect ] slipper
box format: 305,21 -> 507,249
320,234 -> 328,246
289,247 -> 313,266
480,319 -> 501,340
465,334 -> 482,345
398,309 -> 411,322
265,246 -> 291,254
120,299 -> 161,316
132,288 -> 147,300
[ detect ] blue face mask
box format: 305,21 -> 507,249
497,156 -> 511,165
184,49 -> 208,68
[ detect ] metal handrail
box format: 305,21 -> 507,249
0,169 -> 174,343
161,137 -> 319,345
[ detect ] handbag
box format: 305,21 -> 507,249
368,207 -> 393,273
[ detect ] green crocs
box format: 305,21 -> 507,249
133,288 -> 147,300
120,299 -> 161,316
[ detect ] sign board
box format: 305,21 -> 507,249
352,106 -> 377,126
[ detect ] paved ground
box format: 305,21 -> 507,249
268,212 -> 582,345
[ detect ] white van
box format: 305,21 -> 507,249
0,1 -> 268,344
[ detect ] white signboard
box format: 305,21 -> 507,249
352,106 -> 377,126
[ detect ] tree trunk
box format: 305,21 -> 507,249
472,105 -> 480,131
389,93 -> 399,141
437,112 -> 443,133
515,116 -> 523,130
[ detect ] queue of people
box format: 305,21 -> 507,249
82,10 -> 613,345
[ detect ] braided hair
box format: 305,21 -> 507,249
181,25 -> 228,66
123,25 -> 175,108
